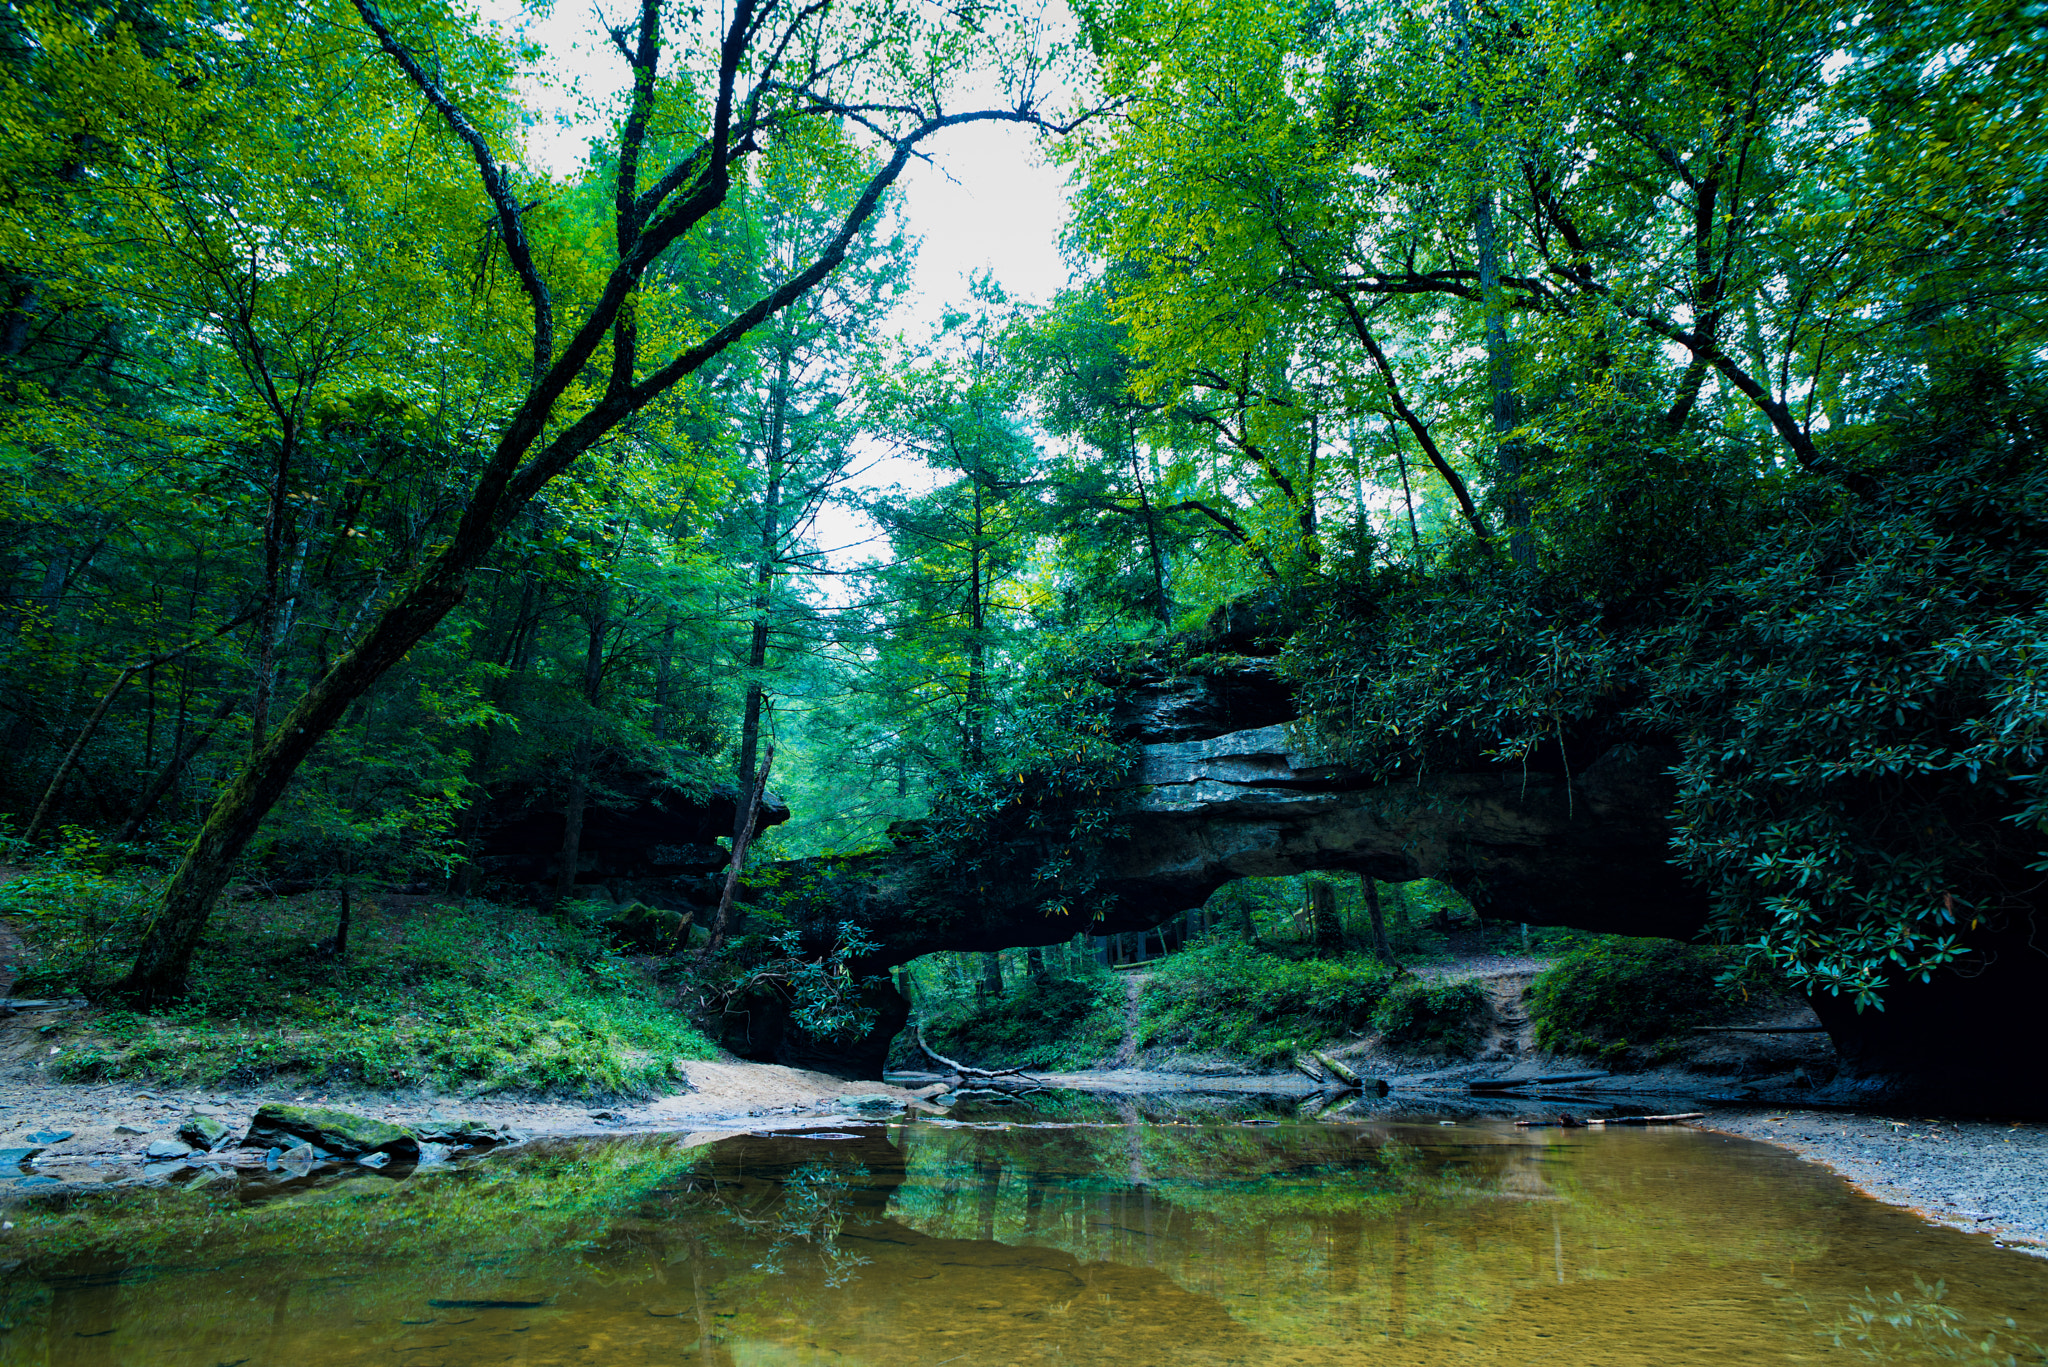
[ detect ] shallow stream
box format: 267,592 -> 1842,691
3,1092 -> 2044,1365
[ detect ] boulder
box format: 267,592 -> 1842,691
242,1105 -> 419,1161
177,1115 -> 234,1152
415,1118 -> 524,1147
144,1139 -> 191,1160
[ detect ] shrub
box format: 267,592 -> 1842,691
1139,942 -> 1395,1065
1529,936 -> 1736,1063
1370,977 -> 1489,1057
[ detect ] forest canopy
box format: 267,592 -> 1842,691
0,0 -> 2040,1022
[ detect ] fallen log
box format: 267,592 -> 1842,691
1470,1071 -> 1610,1092
1687,1025 -> 1828,1034
915,1025 -> 1036,1081
1294,1055 -> 1328,1084
1312,1051 -> 1363,1087
1586,1112 -> 1706,1126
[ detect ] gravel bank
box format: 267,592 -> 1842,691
1699,1109 -> 2048,1257
0,1060 -> 934,1199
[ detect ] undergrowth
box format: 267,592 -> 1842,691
1370,977 -> 1490,1057
1,863 -> 716,1096
1138,943 -> 1400,1065
913,974 -> 1125,1071
1529,935 -> 1738,1063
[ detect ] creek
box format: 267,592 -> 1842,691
2,1092 -> 2044,1365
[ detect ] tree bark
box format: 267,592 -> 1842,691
979,949 -> 1004,1002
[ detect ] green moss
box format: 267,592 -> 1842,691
1529,936 -> 1737,1062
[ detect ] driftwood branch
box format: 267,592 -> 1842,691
915,1023 -> 1033,1080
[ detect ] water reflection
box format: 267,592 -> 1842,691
0,1102 -> 2043,1366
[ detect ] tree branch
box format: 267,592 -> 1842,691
351,0 -> 554,387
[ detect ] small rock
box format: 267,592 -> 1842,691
281,1142 -> 317,1162
416,1143 -> 454,1166
836,1094 -> 902,1114
178,1115 -> 234,1152
26,1130 -> 72,1145
0,1148 -> 46,1168
588,1110 -> 625,1122
145,1140 -> 192,1160
113,1125 -> 148,1136
356,1151 -> 391,1169
138,1161 -> 189,1180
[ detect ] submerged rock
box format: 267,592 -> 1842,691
242,1105 -> 419,1161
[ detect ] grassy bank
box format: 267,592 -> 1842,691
0,859 -> 716,1097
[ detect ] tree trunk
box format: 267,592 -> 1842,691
736,338 -> 789,790
1026,943 -> 1045,980
1307,879 -> 1342,958
702,742 -> 773,956
115,693 -> 236,844
332,881 -> 353,960
1363,876 -> 1393,962
980,950 -> 1004,1002
1451,0 -> 1534,571
554,599 -> 608,903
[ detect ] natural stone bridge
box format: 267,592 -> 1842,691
506,650 -> 2047,1112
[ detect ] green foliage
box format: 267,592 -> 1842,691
3,871 -> 713,1094
1140,942 -> 1396,1064
919,972 -> 1126,1071
1646,393 -> 2048,1007
1528,936 -> 1737,1063
721,922 -> 888,1044
1369,977 -> 1490,1057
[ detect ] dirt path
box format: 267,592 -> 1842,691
1108,972 -> 1146,1067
